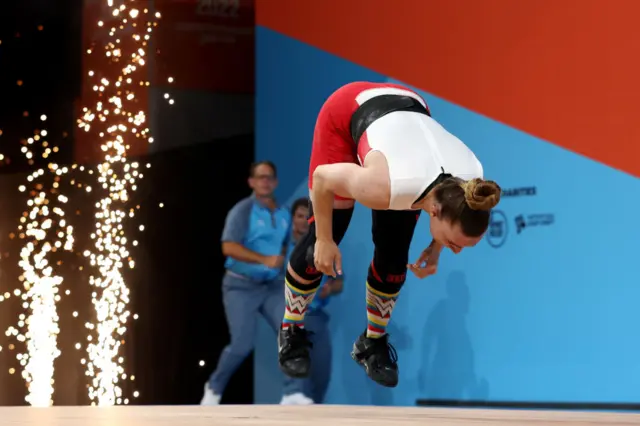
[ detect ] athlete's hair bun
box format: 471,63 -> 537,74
461,178 -> 501,211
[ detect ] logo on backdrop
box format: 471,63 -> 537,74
487,210 -> 555,248
501,186 -> 537,197
515,213 -> 555,234
487,210 -> 508,248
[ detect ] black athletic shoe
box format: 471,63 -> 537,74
351,331 -> 399,387
278,325 -> 313,378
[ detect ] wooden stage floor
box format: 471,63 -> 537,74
3,404 -> 640,425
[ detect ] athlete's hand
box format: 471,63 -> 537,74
408,239 -> 442,279
314,239 -> 342,278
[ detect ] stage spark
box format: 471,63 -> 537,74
12,124 -> 75,407
77,1 -> 171,406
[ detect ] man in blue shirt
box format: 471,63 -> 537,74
201,161 -> 311,405
281,197 -> 343,404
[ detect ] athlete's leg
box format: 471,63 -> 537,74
278,202 -> 353,378
259,278 -> 308,402
278,82 -> 362,378
351,209 -> 421,387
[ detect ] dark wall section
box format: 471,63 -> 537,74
127,134 -> 256,405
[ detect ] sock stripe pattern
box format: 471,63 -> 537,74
366,281 -> 399,338
282,279 -> 317,329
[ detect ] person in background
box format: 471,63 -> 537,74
281,197 -> 343,404
201,161 -> 312,405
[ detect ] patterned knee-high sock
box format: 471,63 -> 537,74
282,277 -> 319,330
365,281 -> 400,338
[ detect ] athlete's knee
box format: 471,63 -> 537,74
367,253 -> 409,293
287,205 -> 355,285
287,231 -> 323,282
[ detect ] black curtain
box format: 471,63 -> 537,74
126,135 -> 256,405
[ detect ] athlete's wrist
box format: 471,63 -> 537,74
316,235 -> 334,243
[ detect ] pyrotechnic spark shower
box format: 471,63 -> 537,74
77,0 -> 172,406
12,122 -> 75,407
0,24 -> 78,408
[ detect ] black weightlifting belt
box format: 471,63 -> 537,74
349,94 -> 448,205
350,94 -> 430,145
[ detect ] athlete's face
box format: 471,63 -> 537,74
429,214 -> 484,254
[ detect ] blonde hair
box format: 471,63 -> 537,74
460,178 -> 501,211
434,177 -> 502,237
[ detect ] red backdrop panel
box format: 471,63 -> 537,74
257,0 -> 640,177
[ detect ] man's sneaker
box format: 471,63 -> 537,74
351,331 -> 399,387
200,383 -> 221,405
280,392 -> 314,405
278,325 -> 312,378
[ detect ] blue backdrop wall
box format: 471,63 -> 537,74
253,26 -> 640,406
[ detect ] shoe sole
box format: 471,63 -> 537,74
351,343 -> 398,388
278,333 -> 311,379
278,363 -> 310,379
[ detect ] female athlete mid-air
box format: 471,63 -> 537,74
278,81 -> 501,388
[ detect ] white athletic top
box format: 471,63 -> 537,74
355,88 -> 484,211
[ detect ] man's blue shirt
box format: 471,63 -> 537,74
222,195 -> 291,281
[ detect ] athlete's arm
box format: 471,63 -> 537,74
311,162 -> 389,241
